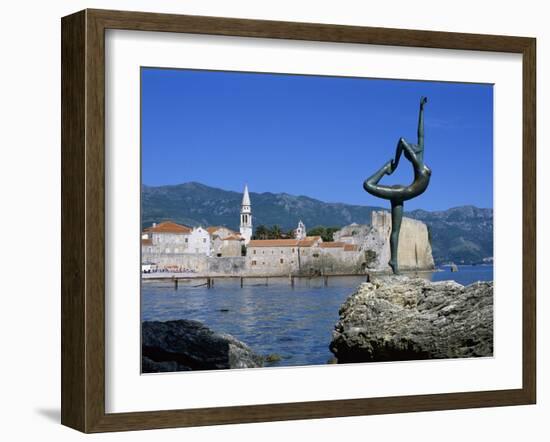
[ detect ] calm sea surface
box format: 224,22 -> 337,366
141,265 -> 493,368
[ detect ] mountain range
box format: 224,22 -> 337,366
142,182 -> 493,265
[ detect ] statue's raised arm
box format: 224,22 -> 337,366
363,96 -> 431,274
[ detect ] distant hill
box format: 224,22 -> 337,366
407,206 -> 493,265
142,182 -> 493,265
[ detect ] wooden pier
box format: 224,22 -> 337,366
156,273 -> 371,289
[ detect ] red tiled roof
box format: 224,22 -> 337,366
141,238 -> 152,245
306,236 -> 322,241
222,235 -> 242,241
206,226 -> 238,235
344,244 -> 359,251
248,238 -> 320,248
319,242 -> 346,248
144,221 -> 191,234
248,239 -> 299,248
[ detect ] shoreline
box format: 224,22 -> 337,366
141,269 -> 440,282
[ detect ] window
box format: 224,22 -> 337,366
253,250 -> 256,254
203,238 -> 206,243
280,259 -> 284,264
251,260 -> 256,266
185,238 -> 188,243
313,253 -> 319,258
292,248 -> 295,253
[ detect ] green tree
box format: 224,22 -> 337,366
253,225 -> 269,240
307,225 -> 340,242
269,225 -> 283,239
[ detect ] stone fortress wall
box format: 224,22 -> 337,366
368,210 -> 435,271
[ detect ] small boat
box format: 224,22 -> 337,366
450,263 -> 459,272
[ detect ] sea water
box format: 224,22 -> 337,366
141,265 -> 493,368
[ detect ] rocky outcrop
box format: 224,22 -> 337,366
330,276 -> 493,363
142,319 -> 263,373
333,211 -> 435,272
369,211 -> 435,271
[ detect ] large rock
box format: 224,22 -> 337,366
330,276 -> 493,363
370,211 -> 435,271
142,319 -> 263,373
333,211 -> 435,272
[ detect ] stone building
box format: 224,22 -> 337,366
211,235 -> 243,258
246,231 -> 365,276
187,226 -> 212,256
208,226 -> 243,257
207,226 -> 239,239
141,221 -> 192,255
246,237 -> 322,275
141,186 -> 251,270
141,221 -> 213,269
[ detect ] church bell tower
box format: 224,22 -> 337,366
240,185 -> 252,244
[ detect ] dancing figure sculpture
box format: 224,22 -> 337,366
363,97 -> 431,274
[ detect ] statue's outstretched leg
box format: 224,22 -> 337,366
389,199 -> 403,274
363,160 -> 394,199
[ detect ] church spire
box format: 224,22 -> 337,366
242,184 -> 251,206
240,184 -> 252,244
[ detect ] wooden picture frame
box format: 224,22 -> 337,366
61,9 -> 536,433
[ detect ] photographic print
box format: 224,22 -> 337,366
140,68 -> 494,373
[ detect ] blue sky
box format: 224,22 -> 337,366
141,68 -> 493,210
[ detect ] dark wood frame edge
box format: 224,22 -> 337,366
61,9 -> 536,433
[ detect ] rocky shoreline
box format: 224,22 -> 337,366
142,319 -> 263,373
329,276 -> 493,363
142,276 -> 493,373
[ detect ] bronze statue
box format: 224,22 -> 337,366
363,97 -> 431,274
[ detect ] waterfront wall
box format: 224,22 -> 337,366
142,252 -> 210,272
142,250 -> 365,277
206,257 -> 247,276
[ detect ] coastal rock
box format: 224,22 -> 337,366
142,319 -> 263,373
333,212 -> 435,272
329,276 -> 493,363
